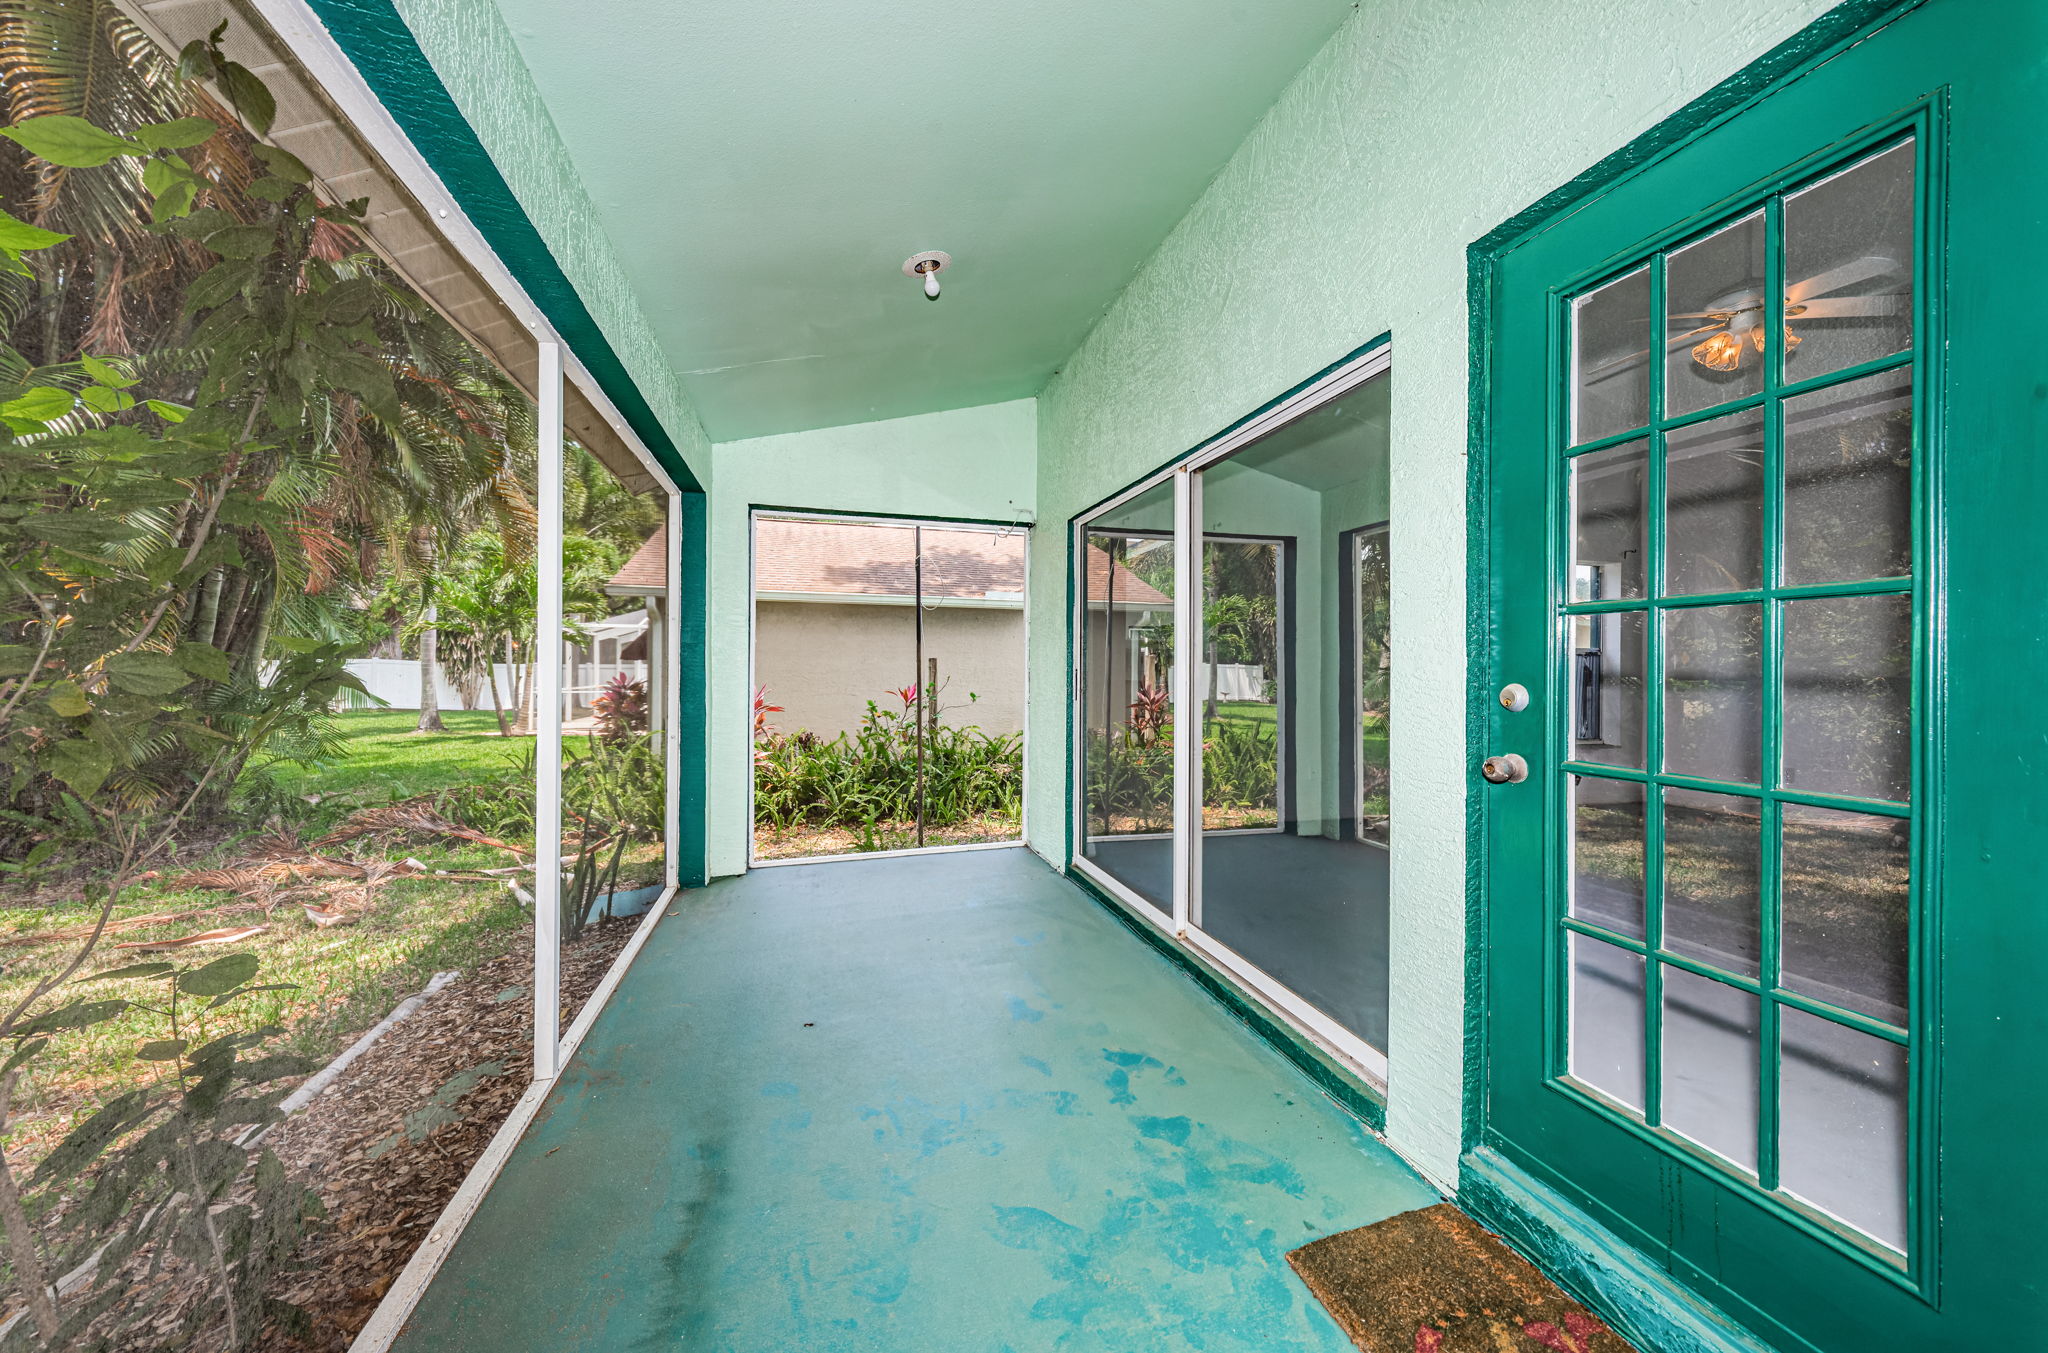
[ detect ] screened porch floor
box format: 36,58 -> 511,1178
388,846 -> 1436,1351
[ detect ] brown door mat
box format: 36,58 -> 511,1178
1288,1203 -> 1638,1353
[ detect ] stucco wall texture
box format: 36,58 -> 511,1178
755,601 -> 1026,740
1026,0 -> 1836,1185
707,400 -> 1038,877
385,0 -> 714,486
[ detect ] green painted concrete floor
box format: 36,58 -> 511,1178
390,846 -> 1437,1352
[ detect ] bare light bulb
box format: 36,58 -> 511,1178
903,251 -> 951,303
923,268 -> 941,300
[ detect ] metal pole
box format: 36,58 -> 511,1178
913,524 -> 925,849
534,339 -> 563,1081
1172,469 -> 1202,936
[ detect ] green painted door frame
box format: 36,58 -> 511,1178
1465,2 -> 2048,1350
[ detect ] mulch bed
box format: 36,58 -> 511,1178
92,916 -> 642,1352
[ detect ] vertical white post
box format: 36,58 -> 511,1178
1172,467 -> 1202,936
534,340 -> 564,1082
664,490 -> 682,891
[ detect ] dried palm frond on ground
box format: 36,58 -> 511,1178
312,804 -> 526,855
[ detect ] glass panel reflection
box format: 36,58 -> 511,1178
1195,371 -> 1392,1053
1784,368 -> 1913,586
1570,933 -> 1646,1112
1662,966 -> 1760,1172
1783,140 -> 1916,383
1667,213 -> 1768,418
1572,776 -> 1645,940
1573,439 -> 1649,602
1780,1007 -> 1909,1251
1573,267 -> 1651,444
1664,604 -> 1762,784
1663,789 -> 1761,978
1354,526 -> 1391,845
1666,409 -> 1765,596
1572,610 -> 1646,768
1079,481 -> 1177,915
1783,594 -> 1912,802
1781,806 -> 1911,1027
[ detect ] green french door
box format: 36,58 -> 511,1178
1479,3 -> 2048,1350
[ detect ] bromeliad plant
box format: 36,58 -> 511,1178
753,688 -> 1021,835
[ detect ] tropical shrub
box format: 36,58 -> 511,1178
753,692 -> 1021,834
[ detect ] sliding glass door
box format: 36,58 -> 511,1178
1071,347 -> 1393,1077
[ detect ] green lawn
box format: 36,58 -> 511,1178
264,710 -> 530,821
1208,700 -> 1277,727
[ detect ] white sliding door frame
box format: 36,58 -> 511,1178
1068,342 -> 1394,1089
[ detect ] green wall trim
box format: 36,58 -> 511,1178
1064,868 -> 1388,1136
1457,0 -> 1924,1156
1460,1148 -> 1780,1353
677,490 -> 711,886
300,0 -> 701,492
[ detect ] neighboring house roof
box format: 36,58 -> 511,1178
606,533 -> 666,596
607,519 -> 1171,608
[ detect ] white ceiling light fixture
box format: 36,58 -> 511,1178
902,250 -> 951,301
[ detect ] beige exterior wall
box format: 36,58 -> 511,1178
754,600 -> 1025,740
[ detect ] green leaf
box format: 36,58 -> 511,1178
16,999 -> 128,1038
246,176 -> 297,204
79,355 -> 138,389
78,961 -> 175,983
0,207 -> 69,253
206,982 -> 297,1010
251,143 -> 310,184
202,223 -> 275,260
218,63 -> 277,136
105,651 -> 192,696
150,177 -> 199,222
144,399 -> 190,424
45,681 -> 88,718
32,1088 -> 153,1183
25,514 -> 143,548
0,116 -> 145,168
2,1038 -> 48,1079
0,386 -> 75,421
172,643 -> 231,682
24,840 -> 55,868
137,1039 -> 188,1062
133,117 -> 217,151
44,737 -> 111,797
177,953 -> 260,998
77,385 -> 135,414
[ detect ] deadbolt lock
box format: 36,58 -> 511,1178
1498,683 -> 1530,712
1480,753 -> 1530,785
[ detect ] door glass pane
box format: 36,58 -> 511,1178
1195,371 -> 1391,1054
1783,367 -> 1913,586
1663,789 -> 1761,978
751,518 -> 920,859
1783,140 -> 1916,383
1079,483 -> 1177,914
915,524 -> 1027,847
1661,967 -> 1760,1172
1573,267 -> 1652,444
1781,806 -> 1910,1026
1664,604 -> 1762,784
1780,1007 -> 1908,1251
1572,610 -> 1646,768
1667,212 -> 1768,417
1570,933 -> 1646,1112
1666,409 -> 1766,596
1782,594 -> 1912,802
1571,776 -> 1646,940
1572,438 -> 1649,602
1355,526 -> 1391,845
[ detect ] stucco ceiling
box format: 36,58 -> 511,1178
489,0 -> 1355,441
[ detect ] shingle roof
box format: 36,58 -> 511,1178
607,518 -> 1170,607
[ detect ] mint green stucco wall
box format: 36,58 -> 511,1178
385,0 -> 714,483
706,399 -> 1038,878
1025,0 -> 1838,1186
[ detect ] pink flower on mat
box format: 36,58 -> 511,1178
1414,1327 -> 1444,1353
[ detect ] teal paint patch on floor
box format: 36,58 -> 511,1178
390,848 -> 1435,1351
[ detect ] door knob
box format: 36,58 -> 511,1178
1480,753 -> 1529,785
